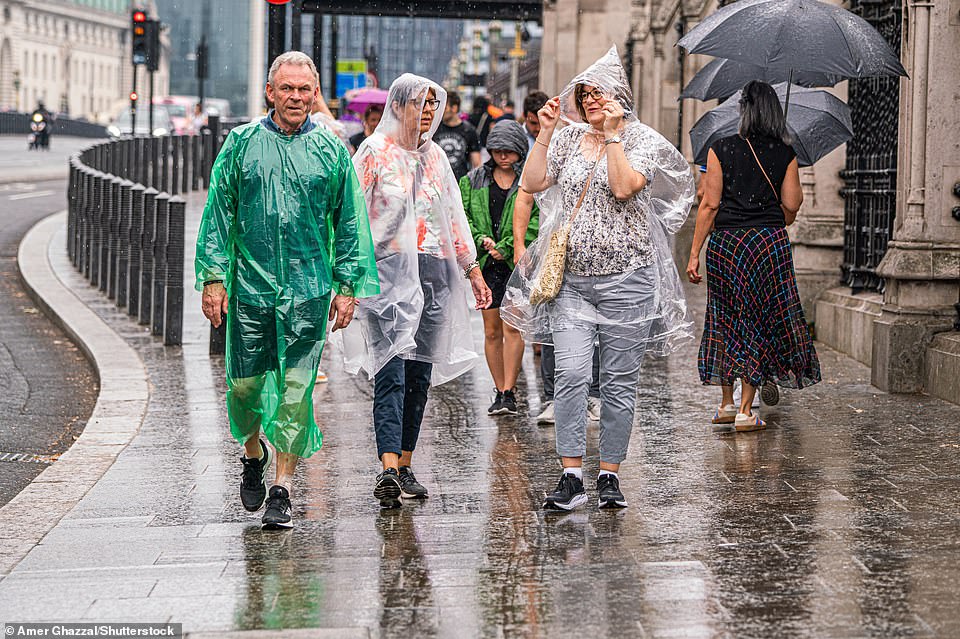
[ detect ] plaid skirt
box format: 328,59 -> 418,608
698,227 -> 821,389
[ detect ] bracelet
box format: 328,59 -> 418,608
462,261 -> 480,278
203,279 -> 223,287
535,138 -> 550,148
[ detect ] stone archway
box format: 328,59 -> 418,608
0,38 -> 12,110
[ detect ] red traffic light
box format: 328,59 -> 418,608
132,10 -> 147,22
265,0 -> 292,4
130,91 -> 139,101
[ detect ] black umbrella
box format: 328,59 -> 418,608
677,0 -> 907,79
680,58 -> 843,101
689,83 -> 853,167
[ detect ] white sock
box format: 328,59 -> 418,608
563,467 -> 583,479
598,470 -> 619,480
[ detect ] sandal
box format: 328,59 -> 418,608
734,412 -> 767,432
711,404 -> 737,425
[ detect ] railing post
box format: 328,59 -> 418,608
139,187 -> 158,325
90,172 -> 105,288
150,136 -> 161,189
191,134 -> 202,191
164,196 -> 186,346
115,179 -> 133,309
106,175 -> 122,299
161,135 -> 171,194
67,160 -> 78,264
151,192 -> 170,336
128,184 -> 145,317
171,136 -> 182,196
80,169 -> 94,279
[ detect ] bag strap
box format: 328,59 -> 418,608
569,146 -> 606,225
743,137 -> 781,205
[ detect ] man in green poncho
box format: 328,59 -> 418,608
196,51 -> 379,530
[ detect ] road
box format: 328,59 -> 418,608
0,178 -> 98,506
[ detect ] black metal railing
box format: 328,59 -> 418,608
840,0 -> 902,294
67,117 -> 225,346
0,111 -> 109,137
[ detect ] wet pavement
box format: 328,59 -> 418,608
0,191 -> 959,638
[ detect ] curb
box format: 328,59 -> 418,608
0,212 -> 149,575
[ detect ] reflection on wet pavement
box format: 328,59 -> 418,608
0,200 -> 958,638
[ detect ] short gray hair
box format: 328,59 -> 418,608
267,51 -> 319,86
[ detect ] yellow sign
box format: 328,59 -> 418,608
336,60 -> 367,73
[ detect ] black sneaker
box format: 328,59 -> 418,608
760,382 -> 780,406
374,468 -> 403,509
488,390 -> 505,415
261,485 -> 293,530
597,473 -> 628,509
398,466 -> 428,499
500,389 -> 518,415
240,440 -> 271,512
543,472 -> 587,511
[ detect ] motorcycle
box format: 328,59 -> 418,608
28,113 -> 50,151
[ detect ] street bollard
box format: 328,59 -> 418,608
115,179 -> 133,309
106,176 -> 123,300
151,192 -> 170,336
164,196 -> 186,346
127,184 -> 146,317
161,136 -> 171,194
139,187 -> 158,325
171,136 -> 182,196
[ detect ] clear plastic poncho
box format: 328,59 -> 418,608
337,74 -> 481,384
500,46 -> 697,355
196,119 -> 380,458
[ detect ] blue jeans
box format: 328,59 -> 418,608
373,356 -> 433,459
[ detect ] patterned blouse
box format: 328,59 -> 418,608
547,121 -> 658,276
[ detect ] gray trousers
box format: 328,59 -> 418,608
551,267 -> 654,464
540,343 -> 600,401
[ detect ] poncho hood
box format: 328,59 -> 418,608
558,45 -> 637,126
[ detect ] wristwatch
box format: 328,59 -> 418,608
604,135 -> 622,145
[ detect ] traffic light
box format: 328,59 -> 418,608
145,19 -> 160,72
131,9 -> 148,66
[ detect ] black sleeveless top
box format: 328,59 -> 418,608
710,134 -> 796,230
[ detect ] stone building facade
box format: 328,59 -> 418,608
0,0 -> 170,122
539,0 -> 959,403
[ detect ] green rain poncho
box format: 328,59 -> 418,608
196,118 -> 379,458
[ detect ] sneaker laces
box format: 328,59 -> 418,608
597,474 -> 618,494
399,468 -> 418,486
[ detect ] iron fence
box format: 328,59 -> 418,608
67,117 -> 225,346
840,0 -> 902,293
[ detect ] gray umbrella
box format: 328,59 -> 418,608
677,0 -> 907,79
680,58 -> 843,101
689,83 -> 853,167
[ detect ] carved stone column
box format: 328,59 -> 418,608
871,0 -> 960,393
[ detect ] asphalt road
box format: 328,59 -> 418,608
0,178 -> 98,506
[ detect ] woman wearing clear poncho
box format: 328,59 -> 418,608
502,47 -> 695,510
339,74 -> 492,509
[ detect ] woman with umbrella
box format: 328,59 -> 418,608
342,73 -> 492,509
504,47 -> 695,510
685,80 -> 821,432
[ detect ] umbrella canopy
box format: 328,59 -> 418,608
689,83 -> 853,167
680,58 -> 843,101
344,88 -> 389,114
677,0 -> 906,79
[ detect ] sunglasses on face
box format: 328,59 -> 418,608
578,88 -> 606,104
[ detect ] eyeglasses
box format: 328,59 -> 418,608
422,99 -> 441,112
578,88 -> 606,104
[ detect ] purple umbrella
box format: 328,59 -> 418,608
344,88 -> 389,115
